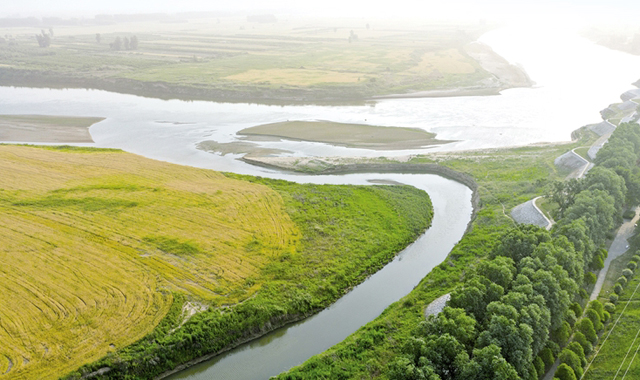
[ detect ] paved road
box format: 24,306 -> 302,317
591,208 -> 640,301
543,208 -> 640,380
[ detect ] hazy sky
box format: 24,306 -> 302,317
3,0 -> 640,25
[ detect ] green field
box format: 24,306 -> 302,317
0,144 -> 432,379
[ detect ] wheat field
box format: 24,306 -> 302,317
0,145 -> 298,379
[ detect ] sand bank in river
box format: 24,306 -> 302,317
0,115 -> 103,143
238,120 -> 453,151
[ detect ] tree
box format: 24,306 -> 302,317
477,256 -> 516,290
558,349 -> 583,379
419,307 -> 477,347
49,27 -> 54,37
96,33 -> 101,44
130,35 -> 138,50
111,36 -> 122,51
573,331 -> 593,355
554,363 -> 577,380
477,315 -> 534,379
575,318 -> 598,345
460,345 -> 519,380
35,32 -> 51,47
492,225 -> 550,263
123,36 -> 130,50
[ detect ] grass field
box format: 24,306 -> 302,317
0,16 -> 499,99
585,255 -> 640,379
0,144 -> 432,379
238,120 -> 445,150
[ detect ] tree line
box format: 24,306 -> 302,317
389,122 -> 640,380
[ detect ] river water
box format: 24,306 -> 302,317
1,25 -> 639,380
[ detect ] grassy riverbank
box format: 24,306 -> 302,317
269,134 -> 598,378
0,144 -> 432,379
0,17 -> 529,103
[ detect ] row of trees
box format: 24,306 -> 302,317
109,35 -> 139,51
389,122 -> 640,380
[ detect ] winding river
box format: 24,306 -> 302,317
1,24 -> 640,379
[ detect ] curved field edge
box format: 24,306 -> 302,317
272,133 -> 596,379
0,145 -> 433,380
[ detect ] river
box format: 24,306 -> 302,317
0,24 -> 639,380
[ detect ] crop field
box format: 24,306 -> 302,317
0,16 -> 494,95
0,144 -> 299,378
0,144 -> 432,379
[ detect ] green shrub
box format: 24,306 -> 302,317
576,318 -> 598,345
618,276 -> 628,287
559,348 -> 584,379
632,254 -> 640,263
585,309 -> 604,332
623,268 -> 634,279
584,272 -> 597,285
555,362 -> 578,380
540,347 -> 556,368
604,302 -> 616,313
603,310 -> 610,322
580,288 -> 589,299
569,302 -> 583,317
588,300 -> 605,321
567,342 -> 586,366
534,356 -> 545,378
623,209 -> 635,219
610,293 -> 619,303
573,331 -> 593,355
566,310 -> 577,327
591,255 -> 605,270
629,261 -> 637,271
552,321 -> 572,346
615,283 -> 624,294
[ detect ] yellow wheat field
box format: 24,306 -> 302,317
0,145 -> 297,379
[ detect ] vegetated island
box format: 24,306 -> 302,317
0,115 -> 103,142
0,144 -> 433,379
0,17 -> 531,104
237,120 -> 452,150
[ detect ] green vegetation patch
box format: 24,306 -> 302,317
239,120 -> 449,150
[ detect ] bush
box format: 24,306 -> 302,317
591,255 -> 605,270
540,347 -> 556,368
559,349 -> 584,379
567,342 -> 586,366
623,209 -> 636,219
535,356 -> 545,378
629,261 -> 638,271
555,362 -> 578,380
615,283 -> 624,294
580,288 -> 589,299
618,276 -> 628,287
610,293 -> 619,303
576,318 -> 598,345
623,268 -> 634,279
584,272 -> 597,285
603,310 -> 610,322
632,254 -> 640,263
566,310 -> 577,327
570,302 -> 583,317
605,302 -> 616,313
588,300 -> 605,321
573,331 -> 593,355
552,321 -> 572,346
585,309 -> 604,332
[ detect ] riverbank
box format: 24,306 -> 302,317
0,115 -> 103,143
